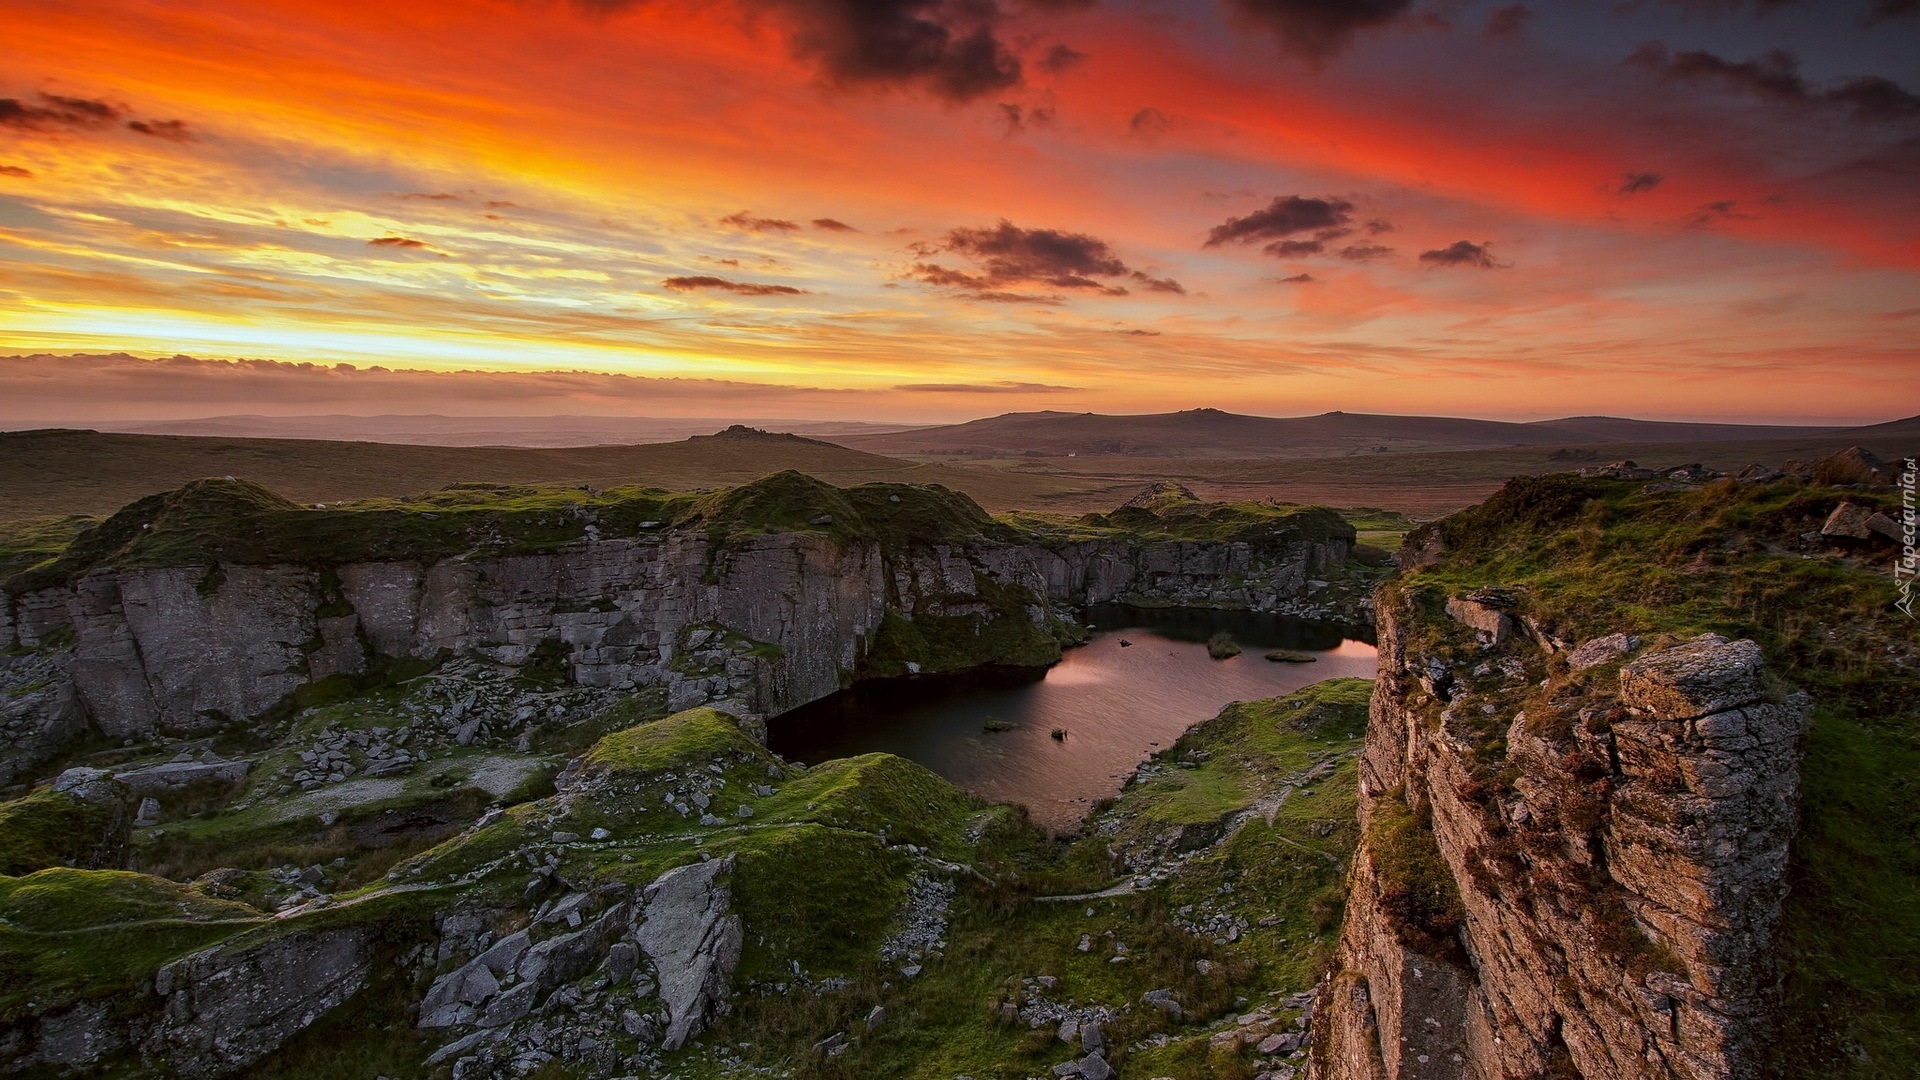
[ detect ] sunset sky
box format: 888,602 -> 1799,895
2,0 -> 1917,423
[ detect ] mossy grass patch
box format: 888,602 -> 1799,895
0,788 -> 125,876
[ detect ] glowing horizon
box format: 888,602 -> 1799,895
3,0 -> 1916,424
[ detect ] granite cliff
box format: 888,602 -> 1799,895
1312,471 -> 1917,1080
0,473 -> 1356,787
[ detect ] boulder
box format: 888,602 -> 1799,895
634,856 -> 743,1051
148,925 -> 374,1077
1143,987 -> 1183,1017
1445,595 -> 1513,646
1620,633 -> 1767,719
114,758 -> 253,794
1813,446 -> 1892,486
1565,632 -> 1638,671
1578,460 -> 1658,480
1821,501 -> 1876,540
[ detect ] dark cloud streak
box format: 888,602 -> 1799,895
1227,0 -> 1415,64
912,220 -> 1182,298
894,380 -> 1077,392
1632,43 -> 1920,121
1418,240 -> 1500,268
661,275 -> 806,295
1204,195 -> 1355,247
721,210 -> 802,232
127,118 -> 192,141
0,93 -> 122,132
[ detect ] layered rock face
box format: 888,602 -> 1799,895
1,524 -> 1347,779
1315,593 -> 1810,1080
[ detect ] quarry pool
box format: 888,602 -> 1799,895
767,605 -> 1378,833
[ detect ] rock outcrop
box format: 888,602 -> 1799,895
1314,588 -> 1811,1080
1,921 -> 375,1077
147,925 -> 376,1077
1,477 -> 1352,779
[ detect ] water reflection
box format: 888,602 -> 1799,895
768,605 -> 1378,833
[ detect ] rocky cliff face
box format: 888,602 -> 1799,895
1313,588 -> 1811,1080
0,475 -> 1353,787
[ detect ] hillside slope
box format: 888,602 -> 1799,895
830,408 -> 1854,460
0,427 -> 1107,519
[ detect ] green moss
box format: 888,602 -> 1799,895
720,824 -> 912,982
1206,631 -> 1242,659
582,706 -> 769,775
0,868 -> 262,1014
1365,791 -> 1466,962
0,514 -> 94,581
3,477 -> 700,590
0,788 -> 124,876
760,753 -> 978,859
1076,499 -> 1354,547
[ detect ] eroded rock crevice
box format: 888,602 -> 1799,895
1314,592 -> 1810,1080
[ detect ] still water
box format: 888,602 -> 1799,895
767,606 -> 1378,833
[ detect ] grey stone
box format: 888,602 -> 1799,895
49,767 -> 114,795
1259,1032 -> 1300,1055
113,758 -> 253,793
474,930 -> 531,975
1143,987 -> 1183,1017
1620,633 -> 1766,719
1445,596 -> 1513,645
1566,632 -> 1638,671
635,857 -> 743,1051
1081,1020 -> 1104,1053
480,981 -> 537,1027
147,925 -> 372,1075
1821,502 -> 1876,540
605,941 -> 639,984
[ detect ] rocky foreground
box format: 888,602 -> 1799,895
0,460 -> 1912,1079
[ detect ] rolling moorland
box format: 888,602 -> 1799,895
5,409 -> 1914,523
0,416 -> 1913,1080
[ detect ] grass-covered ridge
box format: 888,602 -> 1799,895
2,472 -> 1024,590
3,469 -> 1373,595
1395,473 -> 1918,1079
1069,488 -> 1355,547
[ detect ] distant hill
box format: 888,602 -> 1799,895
36,413 -> 926,448
0,428 -> 1109,520
829,407 -> 1855,459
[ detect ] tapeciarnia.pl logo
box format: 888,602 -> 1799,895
1897,458 -> 1917,619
